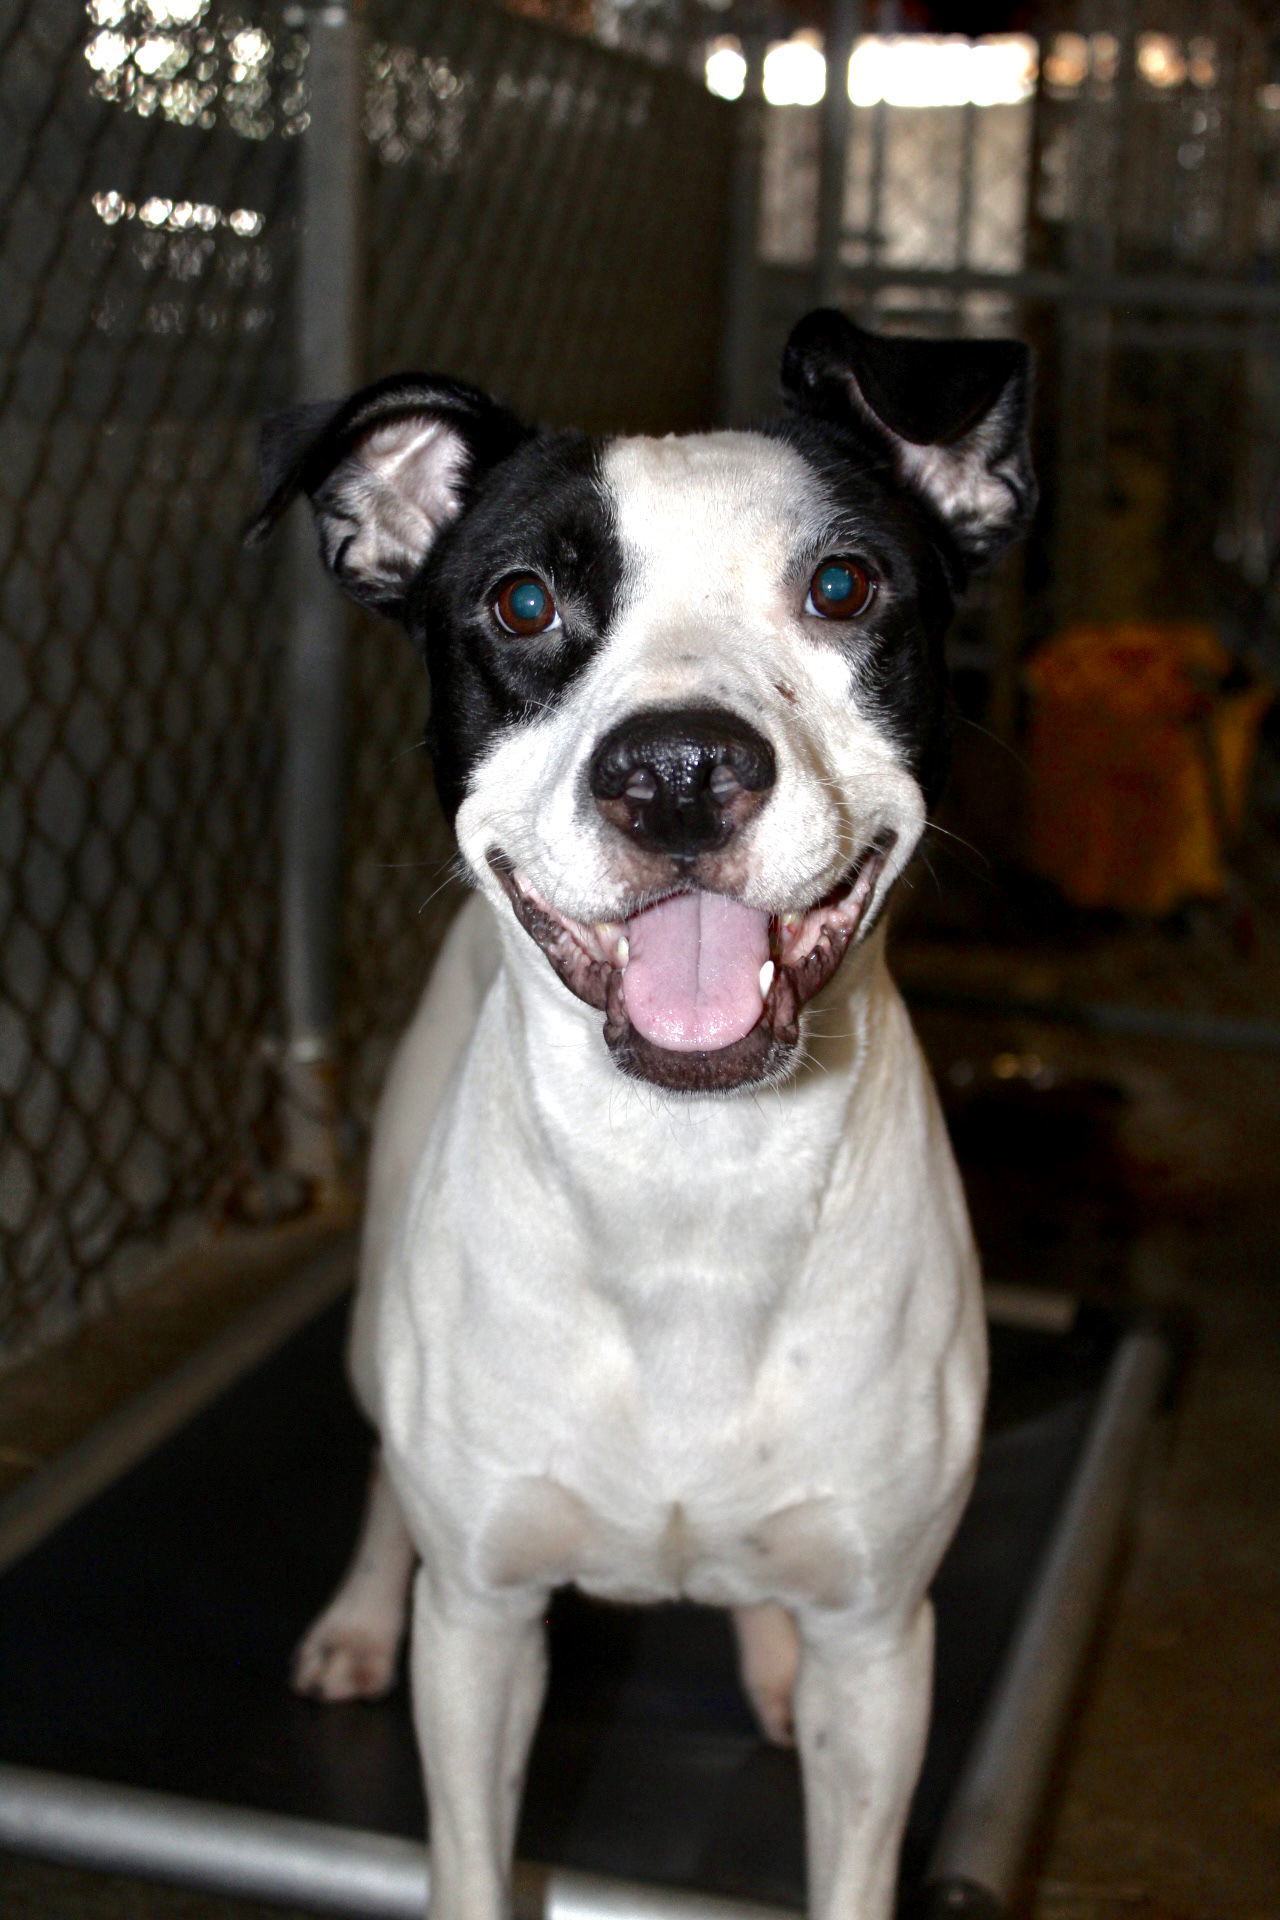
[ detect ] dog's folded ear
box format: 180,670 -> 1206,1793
245,375 -> 530,619
781,309 -> 1035,568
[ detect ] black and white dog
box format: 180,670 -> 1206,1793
250,309 -> 1034,1920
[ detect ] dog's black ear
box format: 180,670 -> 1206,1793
781,309 -> 1035,567
245,375 -> 531,619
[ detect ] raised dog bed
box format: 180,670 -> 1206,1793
0,1250 -> 1168,1920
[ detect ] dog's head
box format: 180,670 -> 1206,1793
250,310 -> 1033,1095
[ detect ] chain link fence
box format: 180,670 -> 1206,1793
1,0 -> 733,1358
342,0 -> 733,1119
1,0 -> 302,1353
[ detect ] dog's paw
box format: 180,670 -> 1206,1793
734,1601 -> 800,1747
291,1615 -> 401,1702
749,1683 -> 797,1748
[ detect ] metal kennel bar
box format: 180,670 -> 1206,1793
901,985 -> 1280,1056
922,1324 -> 1170,1917
278,0 -> 366,1190
0,1764 -> 793,1920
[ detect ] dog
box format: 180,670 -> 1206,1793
249,307 -> 1034,1920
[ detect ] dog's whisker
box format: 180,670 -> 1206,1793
416,870 -> 469,917
955,711 -> 1031,772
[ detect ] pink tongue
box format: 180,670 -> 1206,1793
622,892 -> 771,1053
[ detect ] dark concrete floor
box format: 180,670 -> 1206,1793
1,1007 -> 1277,1920
1026,1202 -> 1280,1920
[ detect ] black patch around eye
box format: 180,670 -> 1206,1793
768,415 -> 959,811
407,433 -> 623,820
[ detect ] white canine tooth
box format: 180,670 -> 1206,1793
595,920 -> 626,963
758,960 -> 775,997
782,911 -> 802,932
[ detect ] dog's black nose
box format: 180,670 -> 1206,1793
588,707 -> 775,862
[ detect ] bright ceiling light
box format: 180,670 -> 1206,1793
705,38 -> 745,102
763,35 -> 826,108
132,32 -> 182,75
968,38 -> 1038,106
91,189 -> 264,236
1137,32 -> 1185,89
84,29 -> 131,72
706,31 -> 1037,112
148,0 -> 206,22
228,26 -> 271,68
849,35 -> 1036,109
1043,32 -> 1088,91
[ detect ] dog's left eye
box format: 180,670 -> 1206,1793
806,559 -> 875,620
492,574 -> 562,637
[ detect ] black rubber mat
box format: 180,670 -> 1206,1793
0,1300 -> 1116,1909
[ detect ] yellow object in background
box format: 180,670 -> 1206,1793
1026,623 -> 1272,916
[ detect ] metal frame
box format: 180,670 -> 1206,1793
0,1768 -> 790,1920
0,1287 -> 1168,1920
719,9 -> 770,426
279,0 -> 367,1190
920,1326 -> 1169,1918
833,262 -> 1280,317
902,983 -> 1280,1056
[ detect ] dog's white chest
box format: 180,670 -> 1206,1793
379,1142 -> 979,1615
473,1471 -> 860,1611
403,1270 -> 977,1613
366,928 -> 982,1619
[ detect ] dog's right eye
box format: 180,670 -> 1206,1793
806,559 -> 875,621
492,575 -> 561,637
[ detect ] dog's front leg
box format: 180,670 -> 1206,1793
411,1569 -> 549,1920
293,1453 -> 416,1700
794,1602 -> 934,1920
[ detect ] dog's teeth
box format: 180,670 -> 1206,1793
759,960 -> 775,997
595,920 -> 628,965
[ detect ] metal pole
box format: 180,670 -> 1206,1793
861,1 -> 895,317
923,1327 -> 1169,1914
901,981 -> 1280,1055
280,0 -> 365,1192
954,94 -> 978,320
0,1765 -> 796,1920
718,7 -> 769,426
814,1 -> 860,308
1051,1 -> 1134,634
813,260 -> 1280,315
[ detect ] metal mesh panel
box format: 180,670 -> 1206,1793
339,2 -> 734,1120
0,0 -> 300,1349
1,0 -> 735,1351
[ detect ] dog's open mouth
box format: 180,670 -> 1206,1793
488,842 -> 894,1092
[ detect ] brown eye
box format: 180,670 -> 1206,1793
493,574 -> 560,636
806,558 -> 874,620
